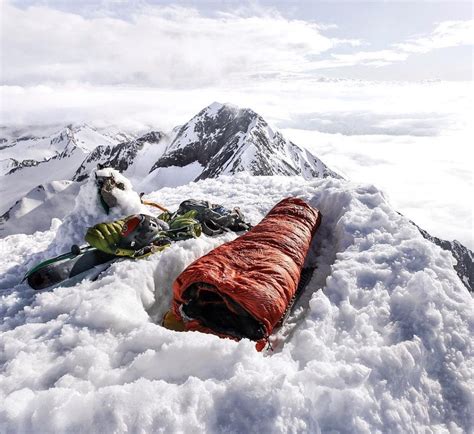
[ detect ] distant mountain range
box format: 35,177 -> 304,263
0,124 -> 135,177
0,102 -> 339,214
0,103 -> 472,291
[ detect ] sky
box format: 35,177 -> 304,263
0,1 -> 473,247
1,0 -> 473,86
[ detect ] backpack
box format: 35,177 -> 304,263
161,199 -> 252,236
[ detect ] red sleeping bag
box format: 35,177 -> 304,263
172,197 -> 322,349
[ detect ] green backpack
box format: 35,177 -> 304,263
160,199 -> 252,236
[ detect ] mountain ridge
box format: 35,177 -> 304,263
0,103 -> 472,292
149,102 -> 340,181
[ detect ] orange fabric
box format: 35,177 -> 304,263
172,197 -> 322,343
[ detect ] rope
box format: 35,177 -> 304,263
142,200 -> 169,212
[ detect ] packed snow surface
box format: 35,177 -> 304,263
0,181 -> 81,237
0,125 -> 128,164
0,175 -> 472,433
0,149 -> 87,215
141,161 -> 204,191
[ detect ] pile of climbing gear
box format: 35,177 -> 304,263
24,196 -> 251,290
159,199 -> 251,236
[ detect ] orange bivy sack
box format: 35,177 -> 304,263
172,197 -> 322,348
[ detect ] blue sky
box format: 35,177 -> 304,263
3,0 -> 473,84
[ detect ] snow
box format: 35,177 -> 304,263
52,168 -> 148,254
1,174 -> 472,433
165,102 -> 235,154
72,124 -> 121,153
206,101 -> 227,117
232,117 -> 259,171
0,125 -> 121,165
0,129 -> 63,163
124,139 -> 168,186
0,181 -> 81,237
0,148 -> 88,215
166,116 -> 200,152
0,159 -> 19,177
140,161 -> 204,191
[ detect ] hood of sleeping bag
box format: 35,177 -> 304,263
171,197 -> 322,349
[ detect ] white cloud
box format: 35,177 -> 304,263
282,127 -> 473,249
394,20 -> 474,53
1,79 -> 470,131
330,50 -> 410,67
315,19 -> 473,69
2,3 -> 471,84
1,3 -> 356,87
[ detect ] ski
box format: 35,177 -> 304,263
24,245 -> 117,290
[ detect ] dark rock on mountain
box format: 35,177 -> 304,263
7,159 -> 39,174
73,146 -> 113,182
416,224 -> 473,292
149,102 -> 340,181
74,131 -> 163,181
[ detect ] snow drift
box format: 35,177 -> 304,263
0,175 -> 472,433
0,181 -> 80,237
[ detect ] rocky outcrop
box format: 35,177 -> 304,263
149,102 -> 340,180
74,131 -> 163,181
416,224 -> 473,292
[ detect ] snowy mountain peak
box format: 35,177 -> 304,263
0,123 -> 132,174
61,124 -> 131,156
206,101 -> 230,115
199,101 -> 240,118
150,102 -> 340,181
165,102 -> 259,153
73,130 -> 166,182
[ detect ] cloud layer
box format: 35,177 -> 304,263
2,4 -> 355,87
283,126 -> 473,249
3,3 -> 472,86
315,20 -> 474,68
